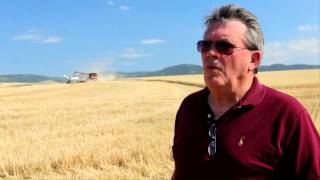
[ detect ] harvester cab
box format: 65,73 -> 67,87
63,71 -> 98,83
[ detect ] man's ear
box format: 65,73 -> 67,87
249,51 -> 262,72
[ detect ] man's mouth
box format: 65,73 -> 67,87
204,59 -> 222,71
206,65 -> 220,70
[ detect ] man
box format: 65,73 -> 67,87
172,4 -> 320,180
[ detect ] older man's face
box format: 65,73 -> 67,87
201,20 -> 256,89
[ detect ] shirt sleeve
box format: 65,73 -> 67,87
280,109 -> 320,180
172,103 -> 186,180
171,96 -> 201,180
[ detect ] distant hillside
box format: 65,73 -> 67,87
0,74 -> 64,83
117,63 -> 320,78
154,64 -> 203,75
1,64 -> 319,83
117,64 -> 203,77
259,64 -> 320,71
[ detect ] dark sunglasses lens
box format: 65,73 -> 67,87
197,40 -> 235,55
208,139 -> 216,156
208,126 -> 217,156
196,41 -> 202,52
197,41 -> 211,52
215,41 -> 234,54
209,126 -> 216,137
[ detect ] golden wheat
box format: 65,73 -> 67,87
0,81 -> 198,179
0,69 -> 319,179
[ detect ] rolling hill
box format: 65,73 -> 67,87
0,74 -> 64,83
116,63 -> 320,78
1,64 -> 319,83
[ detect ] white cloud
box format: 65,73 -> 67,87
39,36 -> 64,44
263,38 -> 320,65
287,38 -> 319,54
298,24 -> 319,32
120,48 -> 152,59
107,1 -> 131,11
141,39 -> 167,45
108,1 -> 114,6
12,34 -> 41,41
119,6 -> 130,11
12,33 -> 63,44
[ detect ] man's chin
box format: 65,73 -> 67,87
204,77 -> 225,88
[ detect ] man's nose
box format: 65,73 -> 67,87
202,48 -> 220,59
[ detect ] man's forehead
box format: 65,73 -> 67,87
204,20 -> 247,39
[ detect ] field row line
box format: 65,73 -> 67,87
132,79 -> 204,88
134,78 -> 320,90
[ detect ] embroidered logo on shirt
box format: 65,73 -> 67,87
238,136 -> 246,147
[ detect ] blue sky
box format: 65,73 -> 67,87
0,0 -> 319,76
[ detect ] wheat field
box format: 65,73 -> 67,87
0,69 -> 319,179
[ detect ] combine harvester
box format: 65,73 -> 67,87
63,71 -> 98,84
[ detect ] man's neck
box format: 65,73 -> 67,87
208,77 -> 253,118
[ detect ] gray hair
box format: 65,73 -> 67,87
205,4 -> 264,51
205,5 -> 264,73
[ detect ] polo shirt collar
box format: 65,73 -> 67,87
238,76 -> 266,106
203,76 -> 266,107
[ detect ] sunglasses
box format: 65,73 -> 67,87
208,124 -> 217,157
197,40 -> 247,55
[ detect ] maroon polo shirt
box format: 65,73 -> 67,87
172,77 -> 320,180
